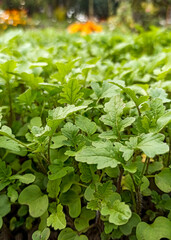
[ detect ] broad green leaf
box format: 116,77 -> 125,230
55,59 -> 77,83
47,204 -> 66,230
110,82 -> 148,112
136,216 -> 171,240
94,181 -> 114,200
60,172 -> 79,193
155,168 -> 171,193
10,174 -> 35,184
58,228 -> 88,240
100,95 -> 134,135
0,60 -> 16,81
60,190 -> 81,218
51,135 -> 67,149
0,160 -> 12,180
137,133 -> 169,158
74,207 -> 95,231
18,185 -> 48,218
152,110 -> 171,133
20,72 -> 43,88
7,186 -> 18,203
75,115 -> 97,136
79,163 -> 96,183
32,228 -> 50,240
0,194 -> 11,217
149,87 -> 171,103
61,122 -> 79,146
146,98 -> 165,125
47,179 -> 61,198
75,141 -> 120,169
48,164 -> 74,180
47,105 -> 87,129
120,213 -> 141,236
101,200 -> 132,225
59,78 -> 83,104
18,89 -> 37,105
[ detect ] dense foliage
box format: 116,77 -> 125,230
0,27 -> 171,240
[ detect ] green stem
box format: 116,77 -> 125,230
131,190 -> 137,213
74,182 -> 88,188
6,80 -> 13,127
99,170 -> 104,182
117,168 -> 124,193
130,174 -> 142,215
47,135 -> 52,164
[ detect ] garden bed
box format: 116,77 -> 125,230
0,27 -> 171,240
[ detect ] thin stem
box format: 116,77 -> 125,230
74,182 -> 88,188
130,174 -> 142,215
47,135 -> 52,164
6,80 -> 13,127
131,190 -> 137,213
117,168 -> 124,193
146,175 -> 155,178
136,104 -> 141,117
99,170 -> 104,182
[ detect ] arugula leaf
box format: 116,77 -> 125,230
47,204 -> 66,230
101,200 -> 132,225
59,78 -> 83,104
75,115 -> 97,136
18,185 -> 49,218
76,141 -> 121,169
136,217 -> 171,240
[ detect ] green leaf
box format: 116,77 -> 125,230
100,95 -> 134,135
94,181 -> 114,200
51,135 -> 67,149
48,164 -> 74,180
137,133 -> 169,158
18,89 -> 37,105
59,78 -> 83,104
136,216 -> 171,240
74,207 -> 95,231
58,228 -> 88,240
149,87 -> 171,103
155,168 -> 171,193
79,163 -> 96,183
120,213 -> 141,236
146,98 -> 165,125
0,160 -> 12,180
47,204 -> 66,230
47,105 -> 87,129
60,190 -> 81,218
110,82 -> 148,113
55,59 -> 77,83
101,200 -> 132,225
61,122 -> 79,146
7,186 -> 18,203
75,141 -> 120,169
75,115 -> 97,136
0,194 -> 11,217
152,110 -> 171,133
32,228 -> 50,240
0,216 -> 2,229
18,185 -> 48,218
47,179 -> 61,198
20,72 -> 43,88
0,60 -> 16,81
0,137 -> 26,155
10,174 -> 35,184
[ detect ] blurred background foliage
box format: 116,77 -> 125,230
0,0 -> 171,27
